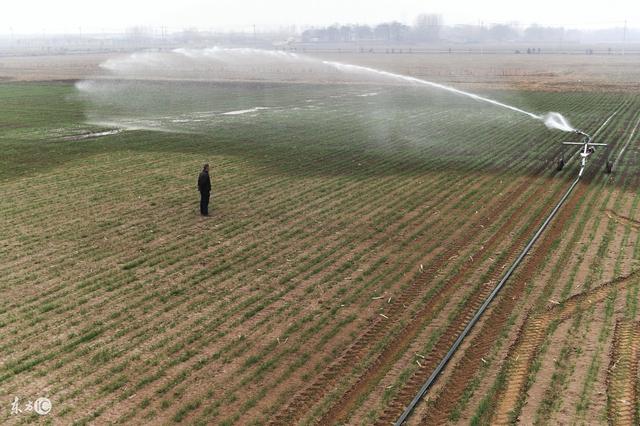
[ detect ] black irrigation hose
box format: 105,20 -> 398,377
395,109 -> 621,424
395,171 -> 583,426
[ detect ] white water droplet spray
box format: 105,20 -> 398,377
541,112 -> 575,132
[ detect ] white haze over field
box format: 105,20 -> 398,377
78,47 -> 576,133
2,0 -> 638,34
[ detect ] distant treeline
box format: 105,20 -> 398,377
302,14 -> 637,44
302,15 -> 441,43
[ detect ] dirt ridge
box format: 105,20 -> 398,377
492,269 -> 640,424
606,319 -> 640,426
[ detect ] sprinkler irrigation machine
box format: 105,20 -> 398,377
557,129 -> 612,176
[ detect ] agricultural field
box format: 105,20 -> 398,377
1,52 -> 640,425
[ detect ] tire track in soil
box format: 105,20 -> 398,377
375,182 -> 586,426
268,173 -> 551,425
315,174 -> 561,426
606,320 -> 640,426
491,269 -> 640,425
605,210 -> 640,231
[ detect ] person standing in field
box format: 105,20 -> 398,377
198,163 -> 211,216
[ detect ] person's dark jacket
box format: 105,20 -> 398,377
198,170 -> 211,193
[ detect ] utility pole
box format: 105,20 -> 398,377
253,24 -> 256,45
623,19 -> 627,55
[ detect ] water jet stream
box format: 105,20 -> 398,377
320,59 -> 575,132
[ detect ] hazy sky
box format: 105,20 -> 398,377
2,0 -> 638,34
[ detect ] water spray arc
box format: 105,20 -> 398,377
320,60 -> 576,133
78,47 -> 577,136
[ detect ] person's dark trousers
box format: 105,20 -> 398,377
200,191 -> 210,215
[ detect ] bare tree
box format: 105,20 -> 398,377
354,25 -> 373,40
374,23 -> 391,41
413,14 -> 442,42
389,22 -> 410,42
488,24 -> 518,42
